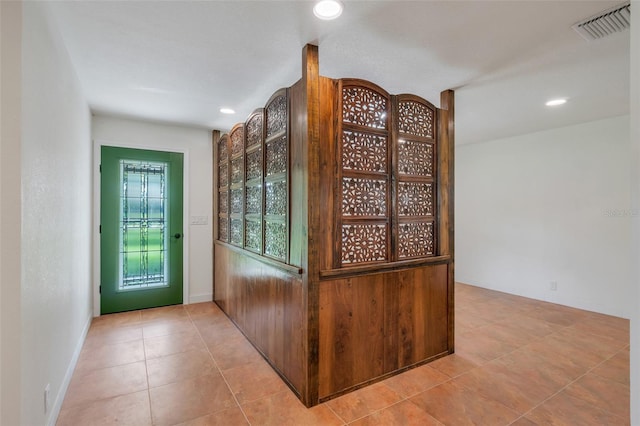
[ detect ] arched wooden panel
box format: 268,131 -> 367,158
217,134 -> 230,242
337,79 -> 391,267
264,88 -> 289,262
395,94 -> 438,260
244,109 -> 264,254
229,124 -> 245,247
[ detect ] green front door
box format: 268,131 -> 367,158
101,146 -> 184,314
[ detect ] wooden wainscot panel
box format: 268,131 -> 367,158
318,263 -> 449,400
384,263 -> 449,371
318,274 -> 385,398
214,243 -> 305,397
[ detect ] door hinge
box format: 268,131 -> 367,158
99,285 -> 101,294
99,164 -> 102,173
99,225 -> 102,234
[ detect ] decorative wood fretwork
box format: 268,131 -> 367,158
263,90 -> 289,262
265,220 -> 287,260
215,90 -> 289,265
231,157 -> 243,185
395,95 -> 437,260
246,149 -> 262,182
266,94 -> 287,138
338,81 -> 390,266
398,140 -> 433,177
247,112 -> 263,149
217,134 -> 230,242
265,180 -> 287,216
245,218 -> 262,252
266,137 -> 287,176
219,137 -> 228,162
336,82 -> 437,267
218,217 -> 228,242
342,86 -> 387,129
342,131 -> 387,173
218,163 -> 229,188
245,185 -> 262,215
398,100 -> 434,139
218,190 -> 228,214
398,222 -> 435,259
230,188 -> 243,215
341,177 -> 387,217
341,224 -> 387,264
231,126 -> 245,157
230,218 -> 243,246
398,182 -> 433,217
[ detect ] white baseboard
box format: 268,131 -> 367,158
47,314 -> 92,426
189,293 -> 213,304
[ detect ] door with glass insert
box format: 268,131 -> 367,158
101,146 -> 183,314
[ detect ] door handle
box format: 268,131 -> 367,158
174,233 -> 182,239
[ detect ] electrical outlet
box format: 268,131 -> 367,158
190,216 -> 208,225
44,383 -> 50,414
550,281 -> 558,291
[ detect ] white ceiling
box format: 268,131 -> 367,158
47,0 -> 630,145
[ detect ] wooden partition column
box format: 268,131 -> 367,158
213,44 -> 454,407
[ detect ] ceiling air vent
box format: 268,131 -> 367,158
572,2 -> 631,41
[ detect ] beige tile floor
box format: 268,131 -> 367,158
57,283 -> 630,425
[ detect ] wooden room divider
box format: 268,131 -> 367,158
212,44 -> 454,407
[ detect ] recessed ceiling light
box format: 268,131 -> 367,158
313,0 -> 343,20
220,108 -> 235,114
545,99 -> 567,107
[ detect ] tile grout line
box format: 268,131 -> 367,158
506,344 -> 630,425
338,380 -> 451,425
324,403 -> 348,425
139,309 -> 154,425
186,306 -> 253,426
454,318 -> 614,426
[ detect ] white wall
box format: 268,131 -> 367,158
456,115 -> 631,318
18,2 -> 93,426
1,2 -> 23,425
92,115 -> 213,309
629,0 -> 639,422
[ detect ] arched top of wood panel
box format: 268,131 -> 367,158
229,123 -> 245,158
265,88 -> 289,140
396,94 -> 437,141
245,108 -> 264,150
339,79 -> 390,132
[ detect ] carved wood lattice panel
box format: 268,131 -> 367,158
247,114 -> 263,148
266,137 -> 287,176
265,181 -> 287,216
342,87 -> 387,129
398,140 -> 433,177
218,217 -> 228,242
398,222 -> 434,258
231,128 -> 245,157
230,218 -> 243,246
342,177 -> 387,217
231,157 -> 243,185
342,130 -> 387,173
398,101 -> 434,139
218,164 -> 228,188
341,224 -> 387,264
218,138 -> 228,162
398,182 -> 433,217
245,185 -> 262,215
218,191 -> 228,214
245,219 -> 261,252
230,189 -> 243,215
265,221 -> 287,260
246,149 -> 262,181
266,95 -> 287,138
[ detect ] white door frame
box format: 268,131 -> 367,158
93,138 -> 190,317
